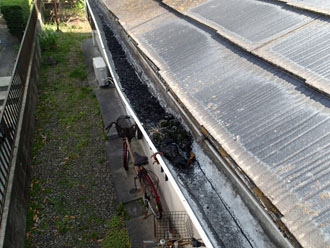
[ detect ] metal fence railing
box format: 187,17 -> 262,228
0,1 -> 40,225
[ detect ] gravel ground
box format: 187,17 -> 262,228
25,16 -> 120,248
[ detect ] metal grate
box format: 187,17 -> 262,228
154,211 -> 193,241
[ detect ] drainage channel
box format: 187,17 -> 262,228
86,0 -> 282,247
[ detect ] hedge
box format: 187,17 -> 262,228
0,0 -> 30,38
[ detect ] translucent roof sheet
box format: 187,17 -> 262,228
190,0 -> 309,44
164,0 -> 330,96
260,19 -> 330,94
282,0 -> 330,14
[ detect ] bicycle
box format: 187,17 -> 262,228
106,115 -> 137,170
144,237 -> 205,248
131,152 -> 163,220
105,115 -> 163,219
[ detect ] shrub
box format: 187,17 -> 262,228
38,28 -> 58,50
0,0 -> 30,38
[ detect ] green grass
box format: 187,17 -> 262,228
26,9 -> 132,248
69,63 -> 88,80
115,202 -> 130,220
102,215 -> 131,248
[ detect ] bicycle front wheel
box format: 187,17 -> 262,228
142,172 -> 163,219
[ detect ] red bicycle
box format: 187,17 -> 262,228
132,151 -> 163,219
106,115 -> 163,219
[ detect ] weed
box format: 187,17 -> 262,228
101,215 -> 131,248
39,28 -> 58,51
73,0 -> 85,11
39,220 -> 49,230
48,194 -> 68,215
25,207 -> 35,236
78,86 -> 93,99
13,44 -> 20,51
89,230 -> 98,240
98,157 -> 105,164
79,195 -> 87,201
87,214 -> 103,224
139,198 -> 145,207
55,218 -> 69,233
115,202 -> 130,220
57,176 -> 78,188
75,137 -> 88,151
90,179 -> 96,187
69,64 -> 88,80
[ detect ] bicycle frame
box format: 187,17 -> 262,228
124,137 -> 135,163
124,136 -> 163,219
139,168 -> 162,219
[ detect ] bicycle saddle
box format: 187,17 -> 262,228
134,152 -> 148,166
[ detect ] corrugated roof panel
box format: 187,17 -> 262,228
262,19 -> 330,90
189,0 -> 310,45
102,0 -> 167,30
281,0 -> 330,14
134,15 -> 330,247
162,0 -> 330,95
288,0 -> 330,8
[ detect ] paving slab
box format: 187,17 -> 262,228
0,15 -> 18,76
0,90 -> 7,101
82,38 -> 155,248
0,76 -> 11,87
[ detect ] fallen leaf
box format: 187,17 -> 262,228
41,134 -> 47,143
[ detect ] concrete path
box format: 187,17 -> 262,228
0,15 -> 18,113
82,38 -> 155,248
0,14 -> 18,76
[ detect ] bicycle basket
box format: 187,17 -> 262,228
154,211 -> 193,240
115,115 -> 136,139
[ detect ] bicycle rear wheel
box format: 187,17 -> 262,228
123,140 -> 129,170
141,171 -> 163,219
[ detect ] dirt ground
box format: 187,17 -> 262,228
25,11 -> 130,248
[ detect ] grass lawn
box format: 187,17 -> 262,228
25,7 -> 131,248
